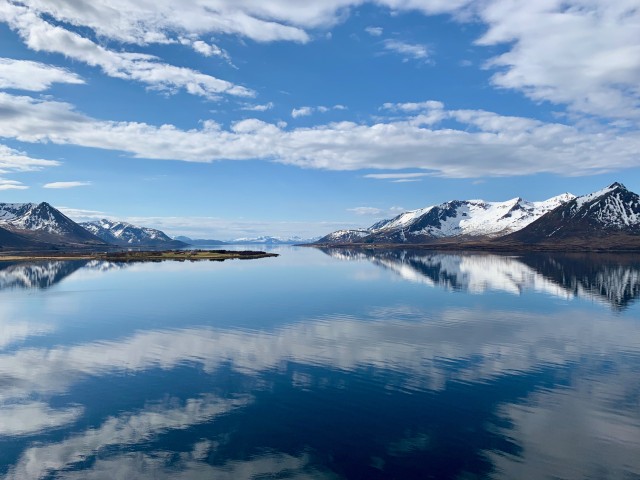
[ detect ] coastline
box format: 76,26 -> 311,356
306,239 -> 640,253
0,249 -> 278,262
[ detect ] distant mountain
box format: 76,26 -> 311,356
507,183 -> 640,246
0,202 -> 106,247
174,236 -> 227,246
173,235 -> 319,246
317,193 -> 575,244
81,219 -> 188,248
230,236 -> 318,245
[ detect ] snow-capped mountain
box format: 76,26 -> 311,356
0,202 -> 106,246
319,229 -> 371,244
317,193 -> 575,244
230,236 -> 318,245
508,183 -> 640,242
81,219 -> 188,248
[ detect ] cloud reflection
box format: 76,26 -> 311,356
5,395 -> 251,480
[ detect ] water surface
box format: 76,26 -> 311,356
1,247 -> 639,479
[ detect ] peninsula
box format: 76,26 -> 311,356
0,249 -> 278,263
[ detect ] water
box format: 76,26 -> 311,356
1,247 -> 639,479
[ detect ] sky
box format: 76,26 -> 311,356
0,0 -> 639,240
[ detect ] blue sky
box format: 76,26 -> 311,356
0,1 -> 639,239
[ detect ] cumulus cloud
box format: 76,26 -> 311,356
0,2 -> 253,100
1,1 -> 637,119
383,39 -> 431,62
476,0 -> 640,120
365,26 -> 383,36
0,58 -> 84,91
1,92 -> 640,179
43,181 -> 92,189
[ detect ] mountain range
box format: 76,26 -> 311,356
1,182 -> 639,253
0,204 -> 184,251
81,219 -> 187,248
317,183 -> 640,250
0,202 -> 105,249
175,235 -> 319,245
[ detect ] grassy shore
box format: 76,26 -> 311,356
0,249 -> 278,262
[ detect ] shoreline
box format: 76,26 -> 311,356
0,249 -> 278,262
306,241 -> 640,253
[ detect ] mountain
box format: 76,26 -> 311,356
317,193 -> 575,245
81,219 -> 188,248
507,183 -> 640,246
0,224 -> 50,250
230,236 -> 318,245
174,236 -> 227,246
0,202 -> 106,247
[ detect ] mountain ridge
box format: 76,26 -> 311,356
81,219 -> 188,248
0,202 -> 106,247
316,183 -> 640,250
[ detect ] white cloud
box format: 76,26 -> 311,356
1,1 -> 636,119
383,39 -> 431,62
242,102 -> 275,111
191,40 -> 224,58
0,144 -> 60,173
12,0 -> 312,44
382,100 -> 444,112
0,179 -> 27,190
365,26 -> 383,36
476,0 -> 640,120
43,181 -> 92,189
0,2 -> 253,100
0,58 -> 84,92
181,37 -> 236,67
56,207 -> 108,221
291,104 -> 346,118
291,106 -> 313,118
348,206 -> 383,216
1,93 -> 640,179
365,172 -> 431,181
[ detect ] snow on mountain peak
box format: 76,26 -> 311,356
568,183 -> 640,228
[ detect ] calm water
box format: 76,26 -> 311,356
1,247 -> 639,480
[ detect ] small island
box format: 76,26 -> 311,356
0,249 -> 278,263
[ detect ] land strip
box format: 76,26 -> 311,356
0,249 -> 278,262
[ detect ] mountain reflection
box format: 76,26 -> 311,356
320,248 -> 640,310
0,260 -> 123,290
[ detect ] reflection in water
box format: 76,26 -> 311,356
2,305 -> 639,478
0,260 -> 124,291
1,250 -> 639,479
322,248 -> 640,309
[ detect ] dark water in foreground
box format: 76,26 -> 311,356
0,247 -> 639,479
